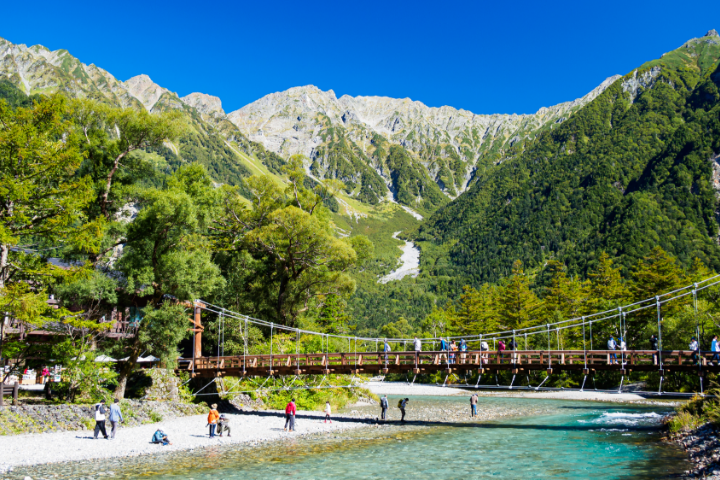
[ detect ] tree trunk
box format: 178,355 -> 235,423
114,335 -> 141,399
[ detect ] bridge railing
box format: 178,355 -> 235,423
178,349 -> 711,373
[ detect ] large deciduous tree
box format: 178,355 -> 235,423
112,164 -> 224,398
216,155 -> 372,326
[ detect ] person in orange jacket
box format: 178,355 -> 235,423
207,403 -> 220,438
284,399 -> 297,432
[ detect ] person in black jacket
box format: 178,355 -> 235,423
380,395 -> 388,420
508,339 -> 518,363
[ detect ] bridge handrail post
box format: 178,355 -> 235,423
656,296 -> 663,371
269,323 -> 273,375
582,316 -> 587,370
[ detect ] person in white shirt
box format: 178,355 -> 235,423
413,337 -> 422,352
93,400 -> 108,439
324,401 -> 332,423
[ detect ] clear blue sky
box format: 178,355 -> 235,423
1,0 -> 718,114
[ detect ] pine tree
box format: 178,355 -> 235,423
453,284 -> 501,335
499,260 -> 543,330
587,252 -> 629,311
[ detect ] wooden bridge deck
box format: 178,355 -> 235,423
179,349 -> 718,378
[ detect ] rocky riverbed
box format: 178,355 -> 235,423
670,422 -> 720,479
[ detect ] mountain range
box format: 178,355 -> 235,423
2,30 -> 720,300
0,34 -> 618,216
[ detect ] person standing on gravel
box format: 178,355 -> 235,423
380,395 -> 388,420
108,398 -> 123,439
470,393 -> 478,417
399,398 -> 409,422
207,403 -> 220,438
285,399 -> 297,432
93,400 -> 108,439
324,401 -> 332,423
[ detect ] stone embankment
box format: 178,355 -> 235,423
0,400 -> 205,435
670,422 -> 720,479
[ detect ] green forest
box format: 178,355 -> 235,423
1,29 -> 720,405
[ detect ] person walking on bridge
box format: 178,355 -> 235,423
498,340 -> 506,364
480,340 -> 489,365
384,339 -> 391,365
712,335 -> 719,366
380,395 -> 388,420
690,337 -> 700,365
470,393 -> 478,417
285,399 -> 297,432
399,398 -> 409,422
440,338 -> 448,363
608,336 -> 617,365
459,339 -> 467,364
508,338 -> 518,364
413,337 -> 422,352
450,340 -> 457,364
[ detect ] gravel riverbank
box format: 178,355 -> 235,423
0,410 -> 368,474
670,422 -> 720,479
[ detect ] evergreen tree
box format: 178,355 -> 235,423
499,261 -> 543,330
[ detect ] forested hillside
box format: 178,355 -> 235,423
417,31 -> 720,285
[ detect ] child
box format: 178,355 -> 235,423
324,401 -> 332,423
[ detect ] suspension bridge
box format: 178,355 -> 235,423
178,274 -> 720,394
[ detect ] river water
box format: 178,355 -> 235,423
15,396 -> 688,479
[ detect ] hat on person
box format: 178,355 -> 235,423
211,403 -> 218,408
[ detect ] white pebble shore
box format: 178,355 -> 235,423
0,410 -> 368,473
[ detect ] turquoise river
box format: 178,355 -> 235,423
16,395 -> 690,479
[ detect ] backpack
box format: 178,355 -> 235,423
397,400 -> 403,408
481,341 -> 489,351
152,431 -> 164,443
608,339 -> 616,349
498,341 -> 505,351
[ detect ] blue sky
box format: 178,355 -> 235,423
1,0 -> 719,114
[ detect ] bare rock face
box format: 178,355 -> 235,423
124,74 -> 168,111
180,92 -> 225,116
707,29 -> 719,38
0,36 -> 141,108
226,77 -> 621,194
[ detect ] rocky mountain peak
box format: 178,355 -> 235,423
124,74 -> 167,111
707,29 -> 719,37
180,92 -> 224,115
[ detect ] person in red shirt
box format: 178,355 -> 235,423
284,399 -> 296,432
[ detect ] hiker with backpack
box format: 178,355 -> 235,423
93,400 -> 109,440
498,340 -> 506,364
480,340 -> 489,364
459,339 -> 467,364
399,398 -> 409,422
380,395 -> 389,420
